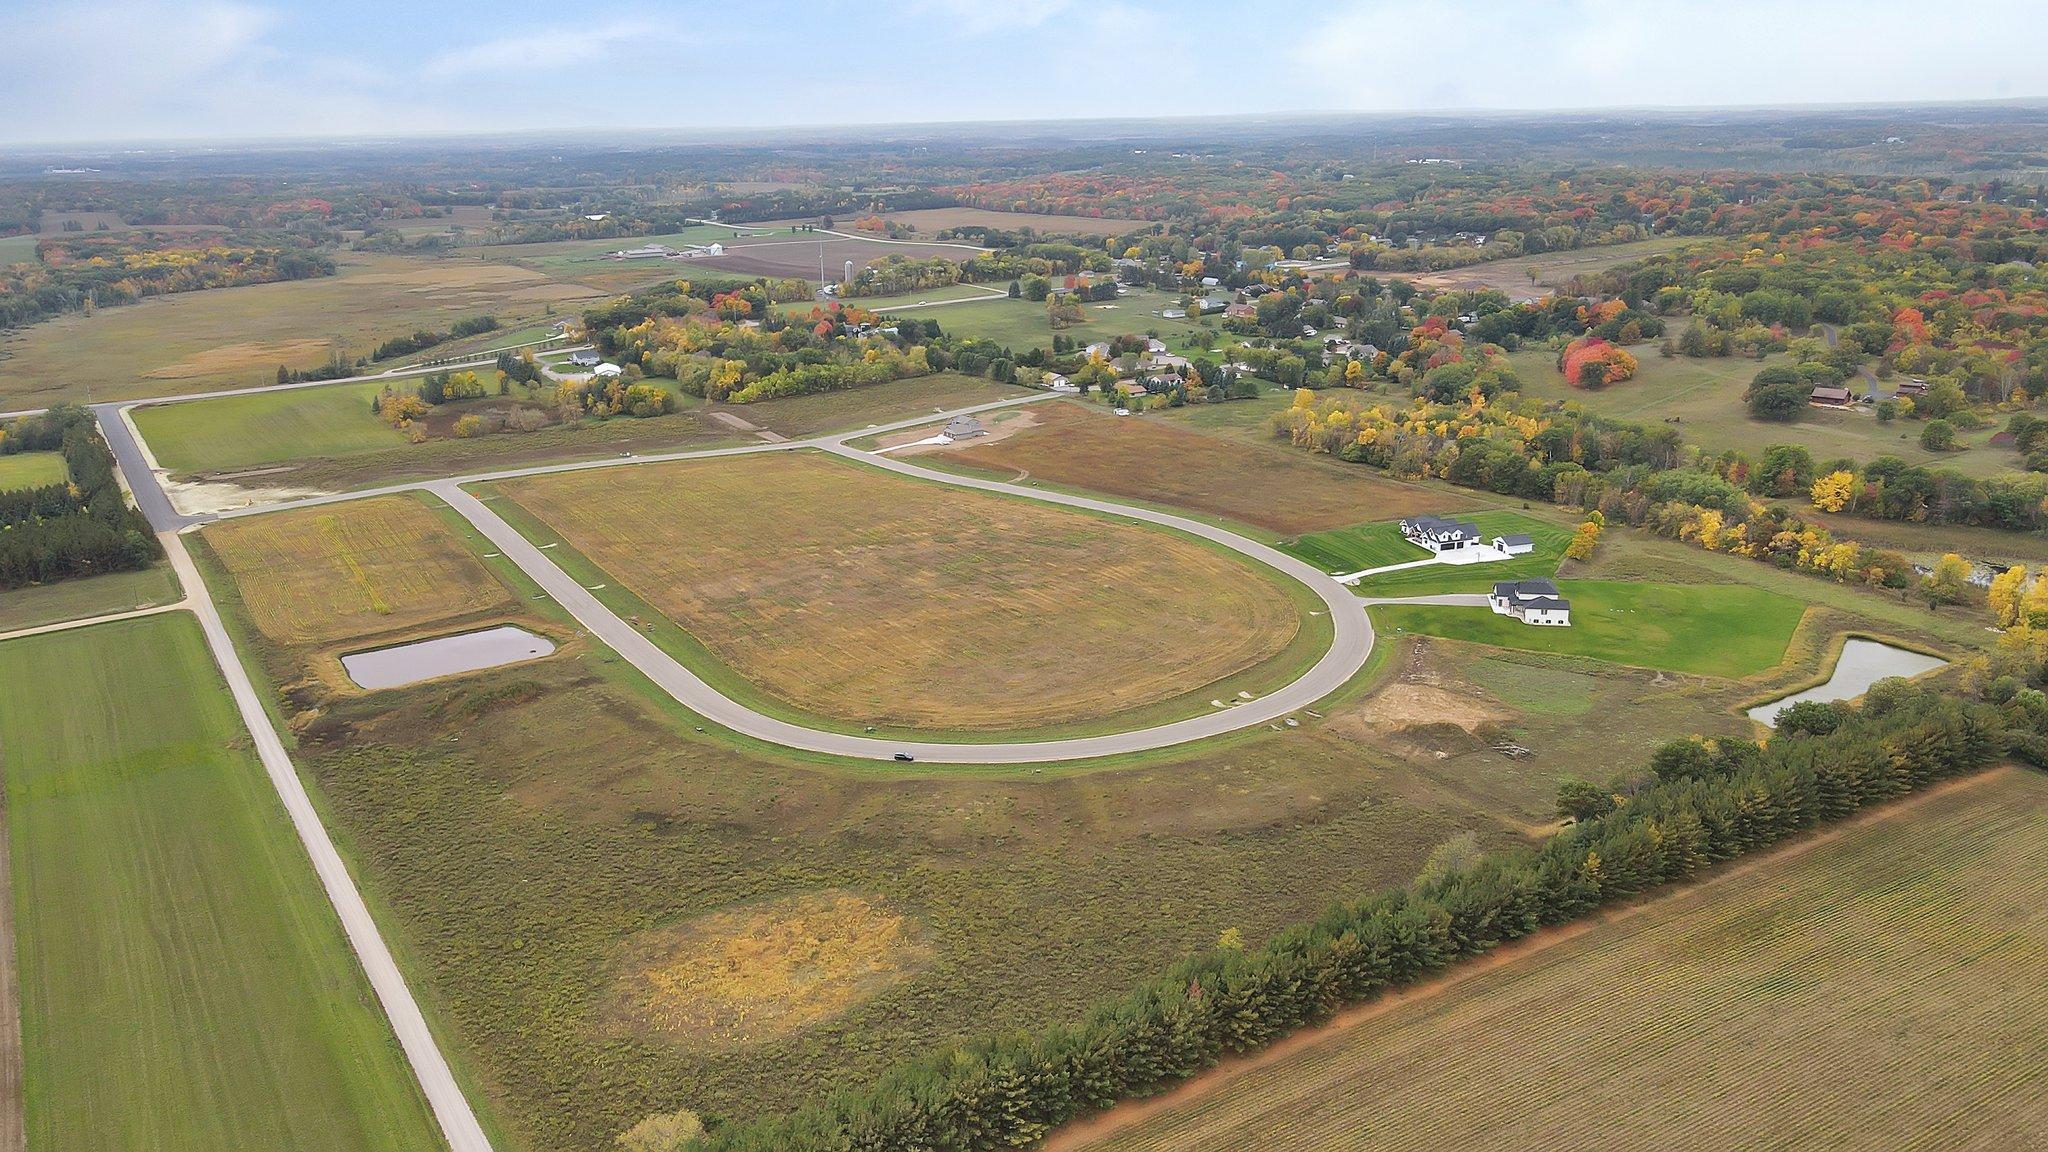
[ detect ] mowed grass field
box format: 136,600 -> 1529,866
894,288 -> 1223,352
939,400 -> 1451,536
493,450 -> 1302,730
1370,580 -> 1806,678
0,451 -> 65,491
203,495 -> 517,648
0,250 -> 600,406
1074,766 -> 2048,1152
1505,334 -> 2019,479
136,380 -> 405,473
0,616 -> 440,1152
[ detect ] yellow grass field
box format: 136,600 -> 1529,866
0,251 -> 599,407
203,495 -> 516,648
1070,766 -> 2048,1152
943,400 -> 1464,536
494,451 -> 1302,729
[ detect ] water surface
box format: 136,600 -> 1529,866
342,625 -> 554,690
1748,638 -> 1946,727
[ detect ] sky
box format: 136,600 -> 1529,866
6,0 -> 2045,145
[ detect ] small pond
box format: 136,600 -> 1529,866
342,625 -> 555,690
1747,639 -> 1947,727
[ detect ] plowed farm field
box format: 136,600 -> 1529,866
1064,765 -> 2048,1152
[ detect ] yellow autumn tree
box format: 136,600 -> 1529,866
1988,565 -> 2030,628
1810,469 -> 1857,513
1564,520 -> 1602,561
2024,572 -> 2048,627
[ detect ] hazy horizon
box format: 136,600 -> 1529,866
6,0 -> 2045,147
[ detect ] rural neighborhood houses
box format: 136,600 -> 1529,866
1490,579 -> 1573,626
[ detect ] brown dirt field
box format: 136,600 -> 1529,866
881,208 -> 1153,237
494,450 -> 1302,730
939,400 -> 1461,536
203,495 -> 518,649
1057,766 -> 2048,1152
141,338 -> 334,380
603,891 -> 931,1048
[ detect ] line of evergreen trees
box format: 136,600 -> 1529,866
0,406 -> 160,590
694,660 -> 2044,1151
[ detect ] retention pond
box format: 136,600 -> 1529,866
342,625 -> 554,690
1747,638 -> 1946,727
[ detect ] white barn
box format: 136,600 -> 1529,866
1492,534 -> 1535,556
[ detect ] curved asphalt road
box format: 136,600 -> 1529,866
432,429 -> 1375,764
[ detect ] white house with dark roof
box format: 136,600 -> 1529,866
1400,515 -> 1483,554
1490,579 -> 1572,626
1492,534 -> 1535,556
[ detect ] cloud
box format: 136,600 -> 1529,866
425,18 -> 695,79
1292,0 -> 2048,111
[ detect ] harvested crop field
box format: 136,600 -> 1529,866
1066,765 -> 2048,1152
0,251 -> 600,406
492,450 -> 1303,730
203,495 -> 517,648
939,400 -> 1456,536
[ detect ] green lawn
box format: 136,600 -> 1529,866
0,451 -> 67,492
1505,332 -> 2021,480
0,615 -> 443,1152
0,234 -> 38,268
134,381 -> 405,473
1369,580 -> 1806,678
0,565 -> 181,632
1280,511 -> 1572,596
887,287 -> 1224,352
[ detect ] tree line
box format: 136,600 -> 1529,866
0,407 -> 159,589
689,646 -> 2043,1151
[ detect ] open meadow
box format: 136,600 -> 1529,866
135,372 -> 1023,497
0,451 -> 65,490
0,565 -> 182,632
489,449 -> 1308,732
1069,765 -> 2048,1152
891,287 -> 1225,352
0,615 -> 441,1152
1381,236 -> 1694,300
878,207 -> 1155,236
929,399 -> 1458,537
0,250 -> 601,406
1505,337 -> 2020,478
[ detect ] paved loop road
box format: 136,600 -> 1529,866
430,426 -> 1376,765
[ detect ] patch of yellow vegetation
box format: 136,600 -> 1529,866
204,495 -> 516,648
141,339 -> 334,379
605,891 -> 932,1047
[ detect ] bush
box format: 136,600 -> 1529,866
1919,419 -> 1957,451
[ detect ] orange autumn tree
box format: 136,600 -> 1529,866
1559,336 -> 1639,388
